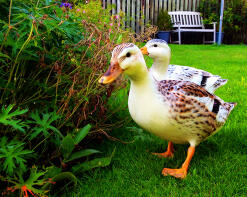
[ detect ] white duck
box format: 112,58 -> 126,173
99,43 -> 236,179
140,39 -> 227,93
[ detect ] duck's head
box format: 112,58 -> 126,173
99,43 -> 147,84
140,39 -> 171,62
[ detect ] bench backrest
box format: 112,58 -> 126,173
168,11 -> 204,28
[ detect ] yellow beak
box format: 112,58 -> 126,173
98,62 -> 123,84
140,46 -> 149,55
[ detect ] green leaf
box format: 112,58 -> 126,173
72,147 -> 116,173
0,105 -> 28,133
25,168 -> 46,185
64,149 -> 101,162
116,34 -> 123,44
61,134 -> 75,159
11,168 -> 52,197
51,172 -> 77,185
44,166 -> 62,179
73,124 -> 91,145
28,111 -> 63,140
0,137 -> 33,176
0,52 -> 10,59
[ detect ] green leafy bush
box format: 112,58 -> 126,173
199,0 -> 247,44
0,0 -> 134,196
0,107 -> 115,196
0,0 -> 133,129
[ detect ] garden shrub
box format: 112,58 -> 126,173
0,0 -> 135,196
199,0 -> 247,44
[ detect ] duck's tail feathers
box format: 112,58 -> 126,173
204,77 -> 228,94
216,101 -> 237,125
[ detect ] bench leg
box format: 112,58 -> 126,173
213,31 -> 216,43
213,22 -> 216,44
203,33 -> 205,44
178,30 -> 181,45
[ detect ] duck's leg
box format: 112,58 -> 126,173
152,141 -> 174,158
162,146 -> 195,179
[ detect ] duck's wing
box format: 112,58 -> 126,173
157,80 -> 236,134
166,65 -> 227,94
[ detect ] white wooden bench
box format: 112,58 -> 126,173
168,11 -> 216,44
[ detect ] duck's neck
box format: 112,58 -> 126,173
150,57 -> 170,81
127,64 -> 148,83
126,60 -> 157,97
129,67 -> 157,96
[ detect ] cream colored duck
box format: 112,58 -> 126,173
140,39 -> 227,93
99,43 -> 236,179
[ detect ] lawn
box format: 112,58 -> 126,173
57,45 -> 247,197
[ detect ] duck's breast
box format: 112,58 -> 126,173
128,85 -> 188,143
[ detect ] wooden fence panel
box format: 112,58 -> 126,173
184,0 -> 188,11
107,0 -> 111,9
154,0 -> 159,24
141,0 -> 145,33
112,0 -> 116,14
159,0 -> 163,11
116,0 -> 120,13
176,0 -> 180,11
145,0 -> 149,24
168,0 -> 172,11
150,0 -> 154,25
136,0 -> 140,33
172,0 -> 176,11
101,0 -> 201,33
126,0 -> 130,28
180,0 -> 184,11
122,0 -> 125,26
164,0 -> 167,10
131,0 -> 135,31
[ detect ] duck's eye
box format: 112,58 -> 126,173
154,44 -> 158,47
126,52 -> 131,57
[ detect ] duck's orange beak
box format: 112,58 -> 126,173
98,62 -> 123,84
140,46 -> 149,55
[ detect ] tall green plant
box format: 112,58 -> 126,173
199,0 -> 247,43
0,0 -> 133,130
157,10 -> 173,31
0,0 -> 132,195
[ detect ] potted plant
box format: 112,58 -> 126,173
156,10 -> 173,43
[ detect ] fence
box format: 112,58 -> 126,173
102,0 -> 201,33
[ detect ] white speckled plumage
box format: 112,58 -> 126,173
104,43 -> 236,146
143,39 -> 228,93
99,43 -> 236,178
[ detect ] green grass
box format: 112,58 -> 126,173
57,45 -> 247,196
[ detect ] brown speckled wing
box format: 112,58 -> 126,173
156,80 -> 228,138
158,80 -> 214,99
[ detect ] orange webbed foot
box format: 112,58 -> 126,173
152,141 -> 174,158
161,146 -> 195,179
152,151 -> 174,158
162,168 -> 187,179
